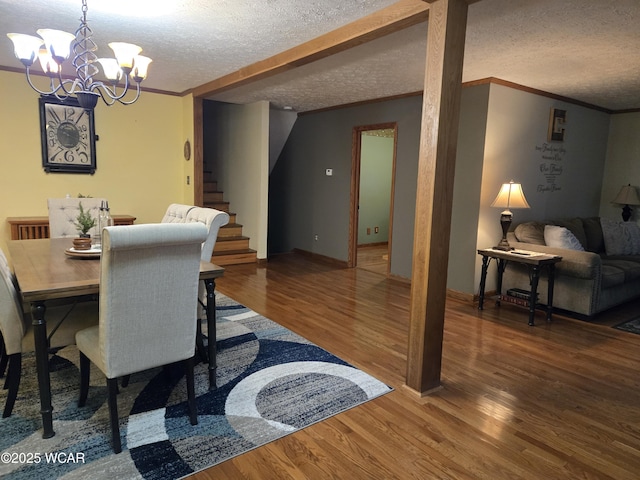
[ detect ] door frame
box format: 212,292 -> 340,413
348,122 -> 398,270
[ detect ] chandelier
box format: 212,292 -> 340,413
6,0 -> 151,110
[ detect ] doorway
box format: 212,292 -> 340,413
348,123 -> 397,274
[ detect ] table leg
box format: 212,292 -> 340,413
31,301 -> 55,438
478,256 -> 490,310
546,264 -> 556,322
529,265 -> 541,326
204,278 -> 217,389
496,259 -> 506,306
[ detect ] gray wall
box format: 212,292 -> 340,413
269,82 -> 613,294
269,95 -> 422,279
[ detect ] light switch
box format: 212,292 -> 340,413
325,168 -> 333,176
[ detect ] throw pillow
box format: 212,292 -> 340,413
544,225 -> 585,251
600,218 -> 640,256
551,218 -> 588,250
582,217 -> 605,253
621,222 -> 640,255
514,221 -> 546,245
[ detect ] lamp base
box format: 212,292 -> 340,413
494,212 -> 513,251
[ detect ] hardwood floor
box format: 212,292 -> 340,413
193,252 -> 640,479
357,244 -> 389,276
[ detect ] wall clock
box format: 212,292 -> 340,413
39,96 -> 97,174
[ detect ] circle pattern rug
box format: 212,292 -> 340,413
0,293 -> 392,479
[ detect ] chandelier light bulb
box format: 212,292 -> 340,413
108,42 -> 142,72
36,29 -> 76,65
131,55 -> 152,82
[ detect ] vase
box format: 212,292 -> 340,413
72,237 -> 92,250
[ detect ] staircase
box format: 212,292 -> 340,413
203,177 -> 257,265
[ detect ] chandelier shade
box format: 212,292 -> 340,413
6,0 -> 151,110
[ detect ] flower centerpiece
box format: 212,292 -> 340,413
72,202 -> 95,250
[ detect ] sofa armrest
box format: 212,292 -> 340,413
506,233 -> 601,280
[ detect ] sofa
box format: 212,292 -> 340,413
503,217 -> 640,317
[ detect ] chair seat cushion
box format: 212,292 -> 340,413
75,325 -> 107,374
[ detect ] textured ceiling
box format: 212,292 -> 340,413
1,0 -> 639,113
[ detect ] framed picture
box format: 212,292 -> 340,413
39,96 -> 97,174
548,108 -> 566,142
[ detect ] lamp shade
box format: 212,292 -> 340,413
612,184 -> 640,206
491,181 -> 530,210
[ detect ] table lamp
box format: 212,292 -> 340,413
491,180 -> 530,250
612,184 -> 640,222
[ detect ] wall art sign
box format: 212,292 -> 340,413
535,142 -> 566,193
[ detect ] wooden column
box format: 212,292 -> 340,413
406,0 -> 469,394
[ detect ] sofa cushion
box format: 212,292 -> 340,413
582,217 -> 605,253
544,225 -> 585,251
601,259 -> 640,282
600,264 -> 626,288
601,218 -> 640,255
551,218 -> 588,250
514,221 -> 545,245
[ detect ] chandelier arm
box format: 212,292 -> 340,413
90,75 -> 134,102
94,86 -> 117,107
23,67 -> 75,100
116,82 -> 142,105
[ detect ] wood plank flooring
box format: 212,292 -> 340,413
193,252 -> 640,479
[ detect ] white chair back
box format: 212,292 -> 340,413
0,249 -> 27,356
185,207 -> 230,261
161,204 -> 195,223
98,223 -> 207,378
47,197 -> 106,238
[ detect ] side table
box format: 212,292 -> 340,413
477,248 -> 562,326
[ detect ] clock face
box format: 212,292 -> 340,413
39,97 -> 97,174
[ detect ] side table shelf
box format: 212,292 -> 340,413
477,248 -> 562,326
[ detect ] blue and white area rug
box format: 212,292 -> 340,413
614,317 -> 640,335
0,294 -> 391,479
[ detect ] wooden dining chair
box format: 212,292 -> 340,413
75,222 -> 208,453
0,248 -> 99,418
47,197 -> 106,238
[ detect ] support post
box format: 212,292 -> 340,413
406,0 -> 469,395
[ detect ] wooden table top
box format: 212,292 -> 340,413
477,248 -> 562,265
8,238 -> 224,303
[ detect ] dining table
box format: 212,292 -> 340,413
7,237 -> 224,439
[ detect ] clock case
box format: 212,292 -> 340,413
39,95 -> 97,174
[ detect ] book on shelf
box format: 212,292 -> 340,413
499,294 -> 530,307
506,288 -> 531,300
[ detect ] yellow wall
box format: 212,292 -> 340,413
0,69 -> 194,255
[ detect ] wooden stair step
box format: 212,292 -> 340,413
203,191 -> 225,203
211,249 -> 257,265
219,223 -> 243,237
214,236 -> 250,252
203,181 -> 218,192
203,201 -> 229,213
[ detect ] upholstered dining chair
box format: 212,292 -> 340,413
47,197 -> 106,238
0,248 -> 98,418
160,203 -> 195,223
184,207 -> 230,358
75,222 -> 208,453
